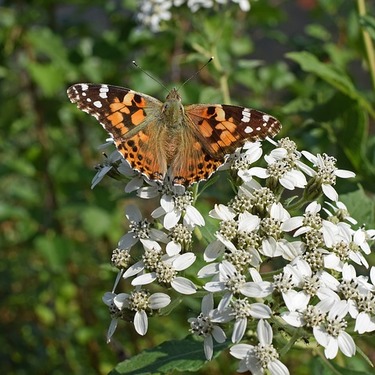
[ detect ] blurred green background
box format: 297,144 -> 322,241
1,0 -> 375,374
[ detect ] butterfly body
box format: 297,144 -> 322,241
67,84 -> 281,186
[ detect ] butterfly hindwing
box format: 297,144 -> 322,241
170,129 -> 223,185
115,126 -> 168,181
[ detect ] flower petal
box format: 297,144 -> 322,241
149,293 -> 171,309
171,276 -> 197,294
134,310 -> 148,336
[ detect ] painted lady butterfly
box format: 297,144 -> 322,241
67,84 -> 281,186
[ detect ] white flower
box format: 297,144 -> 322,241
278,258 -> 320,311
187,0 -> 251,12
188,293 -> 227,360
102,289 -> 171,338
212,210 -> 263,268
264,144 -> 307,190
227,299 -> 272,343
209,203 -> 236,221
281,201 -> 322,236
137,0 -> 173,32
230,142 -> 264,181
152,190 -> 204,229
118,205 -> 168,250
302,151 -> 355,201
313,300 -> 356,359
353,226 -> 375,255
259,202 -> 295,259
204,260 -> 247,309
240,268 -> 274,298
337,264 -> 375,334
102,292 -> 120,342
131,252 -> 197,294
323,201 -> 357,225
230,319 -> 289,374
91,150 -> 122,189
114,289 -> 171,336
165,223 -> 193,255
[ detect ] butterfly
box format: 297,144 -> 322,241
67,84 -> 282,186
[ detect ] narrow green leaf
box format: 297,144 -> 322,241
359,15 -> 375,40
286,51 -> 375,118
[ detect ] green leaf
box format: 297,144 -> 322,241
27,62 -> 66,96
110,337 -> 229,375
80,206 -> 113,238
340,187 -> 375,227
286,51 -> 375,118
338,105 -> 369,172
359,15 -> 375,40
311,354 -> 374,375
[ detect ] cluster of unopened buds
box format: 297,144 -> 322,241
99,137 -> 374,375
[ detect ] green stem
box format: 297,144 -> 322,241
211,46 -> 231,103
357,0 -> 375,90
278,327 -> 303,357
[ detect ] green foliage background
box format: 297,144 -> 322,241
1,0 -> 375,374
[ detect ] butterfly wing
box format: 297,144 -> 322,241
169,130 -> 224,185
67,84 -> 168,181
168,104 -> 281,185
185,104 -> 281,158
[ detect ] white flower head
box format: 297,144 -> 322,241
302,151 -> 355,201
102,289 -> 171,339
313,300 -> 356,359
152,190 -> 204,229
118,205 -> 168,250
230,319 -> 289,374
131,252 -> 197,295
188,293 -> 227,360
263,138 -> 308,190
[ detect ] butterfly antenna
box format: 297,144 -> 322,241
132,61 -> 169,92
176,56 -> 214,91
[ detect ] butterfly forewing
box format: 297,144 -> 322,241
67,84 -> 161,138
67,83 -> 168,180
185,104 -> 281,159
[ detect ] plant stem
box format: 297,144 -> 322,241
211,45 -> 231,103
357,0 -> 375,90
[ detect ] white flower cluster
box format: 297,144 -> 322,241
98,137 -> 374,374
136,0 -> 251,32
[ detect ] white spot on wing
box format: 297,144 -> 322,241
99,85 -> 109,99
241,108 -> 251,123
244,126 -> 253,133
93,100 -> 102,108
80,83 -> 89,91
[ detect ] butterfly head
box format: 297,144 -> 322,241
165,87 -> 181,101
162,88 -> 185,125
